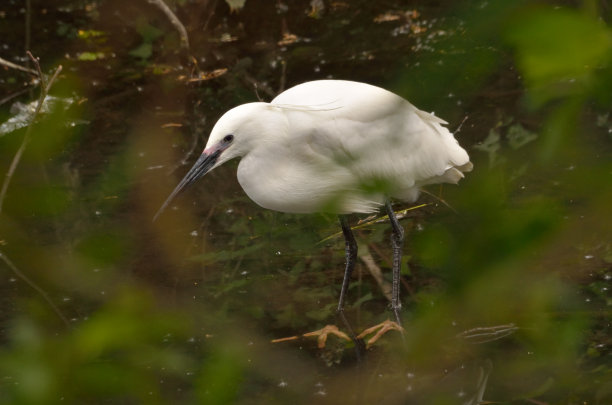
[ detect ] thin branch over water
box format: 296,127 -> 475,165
0,250 -> 70,327
147,0 -> 190,51
0,52 -> 62,213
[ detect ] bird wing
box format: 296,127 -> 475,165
274,80 -> 470,190
253,80 -> 472,211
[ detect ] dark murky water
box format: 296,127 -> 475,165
0,1 -> 610,403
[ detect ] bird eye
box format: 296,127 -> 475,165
223,134 -> 234,143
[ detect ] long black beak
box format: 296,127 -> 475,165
153,150 -> 221,221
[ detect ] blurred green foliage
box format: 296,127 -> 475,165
505,6 -> 612,108
0,0 -> 610,404
129,21 -> 164,61
0,289 -> 193,404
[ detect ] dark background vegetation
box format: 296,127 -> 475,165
0,0 -> 610,403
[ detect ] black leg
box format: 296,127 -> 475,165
337,215 -> 357,313
385,201 -> 404,327
337,215 -> 365,358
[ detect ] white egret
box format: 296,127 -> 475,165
155,80 -> 472,345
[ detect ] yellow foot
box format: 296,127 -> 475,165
303,325 -> 351,348
271,325 -> 352,348
357,319 -> 403,348
270,335 -> 300,344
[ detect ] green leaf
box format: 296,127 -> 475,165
505,7 -> 612,105
506,8 -> 611,81
351,292 -> 374,309
77,29 -> 106,39
507,123 -> 538,149
78,51 -> 105,61
129,43 -> 153,60
196,344 -> 246,405
136,23 -> 163,42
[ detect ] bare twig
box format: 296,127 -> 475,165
180,126 -> 201,165
453,115 -> 468,134
0,53 -> 69,327
0,132 -> 30,213
147,0 -> 190,51
279,59 -> 287,93
456,323 -> 518,344
0,52 -> 62,213
169,117 -> 205,175
0,250 -> 70,326
242,73 -> 276,98
464,360 -> 492,405
318,203 -> 429,244
202,0 -> 218,32
420,188 -> 457,213
0,87 -> 32,107
25,0 -> 31,68
359,253 -> 392,301
253,83 -> 263,101
0,55 -> 38,75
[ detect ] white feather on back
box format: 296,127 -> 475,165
227,80 -> 471,214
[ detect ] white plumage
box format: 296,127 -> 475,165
189,80 -> 472,214
155,80 -> 473,337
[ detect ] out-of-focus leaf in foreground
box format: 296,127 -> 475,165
504,6 -> 612,107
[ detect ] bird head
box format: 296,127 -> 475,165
153,102 -> 275,220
